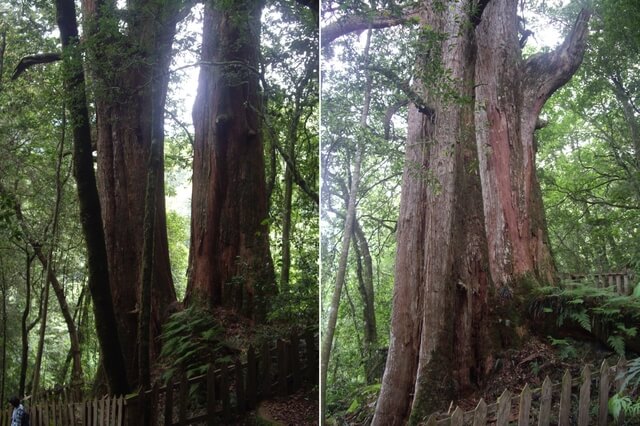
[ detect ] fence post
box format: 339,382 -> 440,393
221,363 -> 231,423
538,376 -> 552,426
151,383 -> 160,426
164,377 -> 174,426
117,396 -> 124,426
261,342 -> 271,398
496,389 -> 511,426
559,369 -> 572,426
598,360 -> 610,426
206,364 -> 216,426
304,330 -> 316,383
290,333 -> 300,391
451,406 -> 463,426
278,339 -> 288,396
178,372 -> 188,426
577,365 -> 591,426
246,346 -> 257,409
235,359 -> 245,413
472,398 -> 487,426
518,383 -> 532,426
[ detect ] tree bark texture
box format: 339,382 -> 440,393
352,219 -> 378,384
80,0 -> 183,387
188,0 -> 275,320
55,0 -> 130,395
371,1 -> 590,424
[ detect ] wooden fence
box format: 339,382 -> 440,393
1,330 -> 316,426
424,358 -> 627,425
126,330 -> 317,425
566,270 -> 635,296
1,394 -> 124,426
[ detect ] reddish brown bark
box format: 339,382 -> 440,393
81,0 -> 184,387
369,1 -> 590,424
187,0 -> 274,320
475,1 -> 589,289
55,0 -> 129,395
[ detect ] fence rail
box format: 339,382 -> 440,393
1,395 -> 124,426
565,270 -> 635,296
125,329 -> 316,425
424,358 -> 627,425
1,330 -> 317,426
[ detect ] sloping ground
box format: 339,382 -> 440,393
454,336 -> 613,412
256,387 -> 319,425
340,336 -> 618,425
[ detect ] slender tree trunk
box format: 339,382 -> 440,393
59,285 -> 87,384
280,162 -> 294,291
321,27 -> 373,426
2,114 -> 85,388
31,275 -> 50,398
352,219 -> 378,384
0,256 -> 7,404
32,129 -> 67,397
278,56 -> 316,290
55,0 -> 129,395
188,0 -> 275,319
19,250 -> 35,397
371,1 -> 590,424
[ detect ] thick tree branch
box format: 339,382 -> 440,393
366,65 -> 434,120
524,8 -> 591,107
383,99 -> 408,140
11,53 -> 61,80
321,8 -> 419,48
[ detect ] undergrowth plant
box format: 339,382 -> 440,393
529,282 -> 640,356
159,304 -> 233,384
608,358 -> 640,422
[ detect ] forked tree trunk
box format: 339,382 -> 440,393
187,0 -> 275,319
371,1 -> 590,424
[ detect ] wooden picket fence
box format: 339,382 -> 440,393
0,394 -> 124,426
424,358 -> 627,425
566,270 -> 635,296
125,329 -> 317,425
1,330 -> 316,426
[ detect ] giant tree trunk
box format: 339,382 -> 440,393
187,0 -> 275,320
55,0 -> 130,395
80,0 -> 183,387
371,1 -> 590,424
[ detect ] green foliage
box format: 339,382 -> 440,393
619,357 -> 640,394
609,393 -> 640,422
531,283 -> 640,356
321,12 -> 407,414
537,0 -> 640,275
548,337 -> 578,360
159,304 -> 230,384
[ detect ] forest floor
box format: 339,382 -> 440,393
214,307 -> 318,425
341,335 -> 622,425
